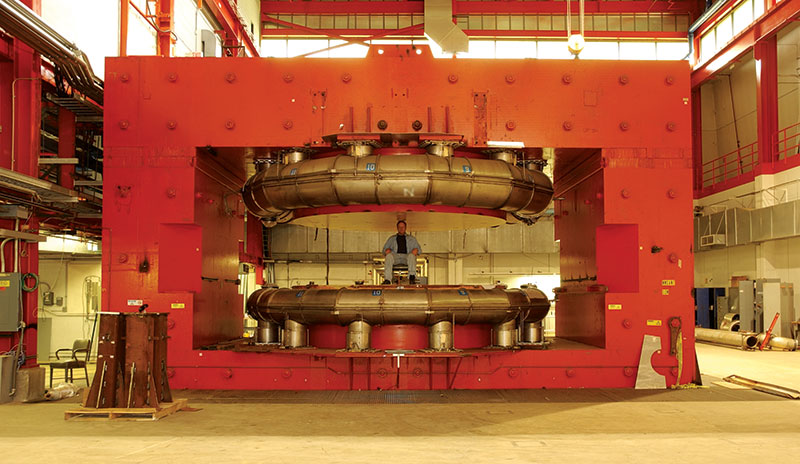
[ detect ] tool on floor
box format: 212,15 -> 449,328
723,375 -> 800,400
760,313 -> 781,351
668,316 -> 683,385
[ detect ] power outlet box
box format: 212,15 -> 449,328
0,273 -> 21,332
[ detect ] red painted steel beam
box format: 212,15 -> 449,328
120,0 -> 129,56
206,0 -> 260,57
756,35 -> 778,165
262,27 -> 688,40
261,1 -> 696,15
57,107 -> 76,189
0,35 -> 12,61
156,0 -> 174,57
691,0 -> 800,87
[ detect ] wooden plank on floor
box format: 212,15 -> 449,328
64,398 -> 188,421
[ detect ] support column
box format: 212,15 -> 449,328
156,0 -> 174,57
57,107 -> 75,189
119,0 -> 129,56
283,320 -> 308,348
755,36 -> 778,167
691,88 -> 703,192
255,320 -> 280,344
346,321 -> 371,351
492,321 -> 517,348
428,321 -> 453,351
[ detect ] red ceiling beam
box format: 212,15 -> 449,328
261,27 -> 687,40
691,0 -> 800,87
261,1 -> 696,16
206,0 -> 260,57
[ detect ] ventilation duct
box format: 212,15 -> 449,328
424,0 -> 468,54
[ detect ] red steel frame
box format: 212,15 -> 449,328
0,0 -> 41,371
691,0 -> 800,197
103,45 -> 694,390
261,0 -> 701,39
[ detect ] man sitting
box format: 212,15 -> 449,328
382,220 -> 421,284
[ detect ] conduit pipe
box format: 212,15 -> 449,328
0,0 -> 103,103
695,327 -> 759,349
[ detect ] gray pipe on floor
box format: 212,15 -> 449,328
695,327 -> 759,350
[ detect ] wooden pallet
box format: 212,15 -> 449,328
64,398 -> 188,421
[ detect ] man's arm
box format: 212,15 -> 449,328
409,236 -> 421,255
383,236 -> 394,255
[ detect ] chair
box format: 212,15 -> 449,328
391,263 -> 409,283
49,339 -> 90,388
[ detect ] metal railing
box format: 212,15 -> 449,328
701,140 -> 759,188
776,121 -> 800,162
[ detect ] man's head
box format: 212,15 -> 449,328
396,220 -> 407,235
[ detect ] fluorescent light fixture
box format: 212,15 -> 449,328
487,141 -> 525,148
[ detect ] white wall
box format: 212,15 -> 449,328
37,257 -> 101,359
41,0 -> 121,76
778,23 -> 800,140
699,51 -> 758,167
40,0 -> 229,76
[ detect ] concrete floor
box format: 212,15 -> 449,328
1,342 -> 798,463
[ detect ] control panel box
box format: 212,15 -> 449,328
0,273 -> 21,332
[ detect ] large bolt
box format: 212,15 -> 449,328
225,120 -> 236,130
666,122 -> 677,132
505,74 -> 516,84
562,73 -> 573,84
166,120 -> 177,130
621,189 -> 631,199
120,73 -> 130,82
619,75 -> 629,85
619,121 -> 630,131
118,120 -> 129,130
225,72 -> 237,83
341,73 -> 352,83
411,120 -> 423,131
283,73 -> 294,83
506,120 -> 516,131
283,120 -> 293,130
167,72 -> 178,82
377,120 -> 388,130
448,73 -> 458,84
665,75 -> 675,85
562,121 -> 573,131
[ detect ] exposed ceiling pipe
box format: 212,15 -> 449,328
0,0 -> 103,104
424,0 -> 468,55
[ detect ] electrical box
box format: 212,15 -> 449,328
0,273 -> 21,332
43,291 -> 54,306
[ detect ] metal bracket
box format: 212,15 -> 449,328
635,335 -> 667,389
